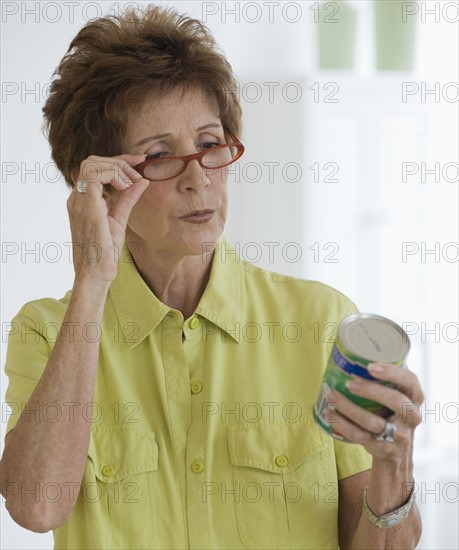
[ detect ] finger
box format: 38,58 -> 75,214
367,363 -> 425,404
82,168 -> 132,196
75,155 -> 146,193
106,157 -> 145,187
322,405 -> 382,448
112,153 -> 148,166
324,409 -> 407,455
108,177 -> 150,231
321,399 -> 382,447
344,378 -> 421,428
326,389 -> 388,436
322,396 -> 412,454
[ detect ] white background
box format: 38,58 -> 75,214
1,1 -> 458,548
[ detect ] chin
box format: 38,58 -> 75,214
177,225 -> 223,257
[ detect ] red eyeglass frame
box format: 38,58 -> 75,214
134,130 -> 245,182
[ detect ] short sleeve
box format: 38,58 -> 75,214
333,438 -> 372,479
3,304 -> 53,438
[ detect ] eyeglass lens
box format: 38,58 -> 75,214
142,145 -> 236,180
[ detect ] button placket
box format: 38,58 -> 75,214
186,433 -> 210,547
190,381 -> 203,394
184,316 -> 209,545
191,460 -> 204,474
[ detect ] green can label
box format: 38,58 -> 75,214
313,314 -> 409,443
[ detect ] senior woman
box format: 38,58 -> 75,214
1,6 -> 424,550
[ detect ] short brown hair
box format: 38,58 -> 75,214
42,5 -> 243,189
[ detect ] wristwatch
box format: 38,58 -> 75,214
363,485 -> 416,529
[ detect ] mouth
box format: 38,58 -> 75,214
179,209 -> 216,224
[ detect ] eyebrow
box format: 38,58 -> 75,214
134,123 -> 223,147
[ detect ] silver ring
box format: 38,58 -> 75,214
374,421 -> 397,443
76,180 -> 88,193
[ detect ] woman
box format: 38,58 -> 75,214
1,5 -> 424,549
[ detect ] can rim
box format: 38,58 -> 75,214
338,312 -> 410,361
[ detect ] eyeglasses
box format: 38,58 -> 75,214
134,130 -> 245,182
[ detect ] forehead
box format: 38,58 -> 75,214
124,86 -> 221,143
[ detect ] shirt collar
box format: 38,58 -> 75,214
108,234 -> 246,348
195,235 -> 246,343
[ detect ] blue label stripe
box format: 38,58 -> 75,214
332,345 -> 376,380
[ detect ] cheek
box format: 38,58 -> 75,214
136,186 -> 168,214
213,170 -> 228,196
127,187 -> 170,232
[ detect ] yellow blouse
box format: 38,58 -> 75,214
4,235 -> 372,549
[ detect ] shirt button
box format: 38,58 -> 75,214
189,317 -> 200,330
101,464 -> 116,477
191,460 -> 204,474
190,381 -> 203,394
275,455 -> 289,468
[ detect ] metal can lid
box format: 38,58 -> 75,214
339,313 -> 410,363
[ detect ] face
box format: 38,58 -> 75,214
121,86 -> 229,259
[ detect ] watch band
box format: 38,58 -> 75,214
363,484 -> 416,529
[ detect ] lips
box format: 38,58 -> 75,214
179,209 -> 216,224
179,209 -> 215,219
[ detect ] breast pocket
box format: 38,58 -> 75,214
228,413 -> 337,550
86,426 -> 159,549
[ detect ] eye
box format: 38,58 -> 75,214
200,141 -> 220,150
145,151 -> 170,160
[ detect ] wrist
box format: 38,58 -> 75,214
371,448 -> 413,478
363,483 -> 416,529
73,274 -> 113,293
367,463 -> 414,515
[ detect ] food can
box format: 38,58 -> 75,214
313,313 -> 410,442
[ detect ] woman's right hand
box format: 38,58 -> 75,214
67,154 -> 150,284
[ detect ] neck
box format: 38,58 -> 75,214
125,233 -> 215,320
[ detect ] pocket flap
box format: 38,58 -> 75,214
88,426 -> 158,483
228,414 -> 327,473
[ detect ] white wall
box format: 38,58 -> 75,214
1,1 -> 458,548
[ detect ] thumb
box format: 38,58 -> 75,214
108,178 -> 150,231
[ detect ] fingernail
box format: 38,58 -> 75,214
127,169 -> 141,180
368,363 -> 384,373
346,379 -> 361,391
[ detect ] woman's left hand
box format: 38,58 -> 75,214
333,364 -> 425,548
325,362 -> 425,461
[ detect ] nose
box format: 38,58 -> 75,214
177,158 -> 209,192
